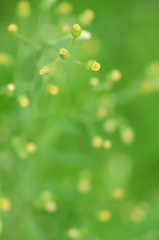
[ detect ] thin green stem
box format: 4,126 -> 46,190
70,37 -> 76,52
16,33 -> 40,50
116,76 -> 142,105
69,55 -> 85,68
50,55 -> 60,68
46,34 -> 72,47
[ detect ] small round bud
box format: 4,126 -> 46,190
26,142 -> 37,154
91,136 -> 103,148
146,61 -> 159,77
112,188 -> 125,200
141,78 -> 156,93
56,1 -> 73,15
8,24 -> 18,35
77,178 -> 92,194
71,24 -> 82,38
97,210 -> 111,222
96,107 -> 108,119
67,228 -> 79,239
47,84 -> 59,95
90,77 -> 99,87
45,200 -> 57,213
59,48 -> 69,60
129,202 -> 149,223
103,140 -> 112,149
103,119 -> 117,133
120,126 -> 135,145
0,53 -> 13,67
86,60 -> 100,72
0,53 -> 7,66
18,95 -> 29,107
109,69 -> 122,81
0,198 -> 11,212
39,66 -> 50,75
61,23 -> 70,35
7,83 -> 15,92
79,9 -> 95,26
16,1 -> 31,19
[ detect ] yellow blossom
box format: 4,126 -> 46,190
92,136 -> 103,148
97,210 -> 111,222
112,188 -> 125,200
8,24 -> 18,35
26,142 -> 37,154
0,198 -> 11,212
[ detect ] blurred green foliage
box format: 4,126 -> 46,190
1,0 -> 159,239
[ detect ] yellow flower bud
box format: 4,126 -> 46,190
96,107 -> 108,119
47,84 -> 59,95
77,178 -> 92,194
141,78 -> 156,93
86,60 -> 100,72
79,9 -> 95,26
18,95 -> 29,107
109,69 -> 122,81
45,200 -> 57,213
0,53 -> 13,67
67,228 -> 79,239
103,119 -> 117,133
97,210 -> 111,222
71,24 -> 82,38
112,188 -> 125,200
26,142 -> 37,154
39,66 -> 50,75
16,1 -> 31,19
90,77 -> 100,87
0,53 -> 7,65
120,126 -> 135,145
61,23 -> 70,34
103,140 -> 112,149
0,198 -> 11,212
92,136 -> 103,148
7,83 -> 15,92
146,61 -> 159,77
130,202 -> 149,223
8,24 -> 18,35
56,1 -> 73,15
59,48 -> 69,60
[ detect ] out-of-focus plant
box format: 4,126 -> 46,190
1,0 -> 159,239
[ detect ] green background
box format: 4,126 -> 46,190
0,0 -> 159,239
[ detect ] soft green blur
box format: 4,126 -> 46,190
1,0 -> 159,239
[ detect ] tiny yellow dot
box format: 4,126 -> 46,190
97,210 -> 111,222
92,136 -> 103,148
45,200 -> 57,213
8,24 -> 18,35
73,24 -> 81,32
18,95 -> 29,107
47,85 -> 59,95
26,142 -> 37,154
0,198 -> 11,212
91,62 -> 100,72
40,69 -> 47,75
112,188 -> 125,200
60,48 -> 67,56
103,140 -> 112,149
